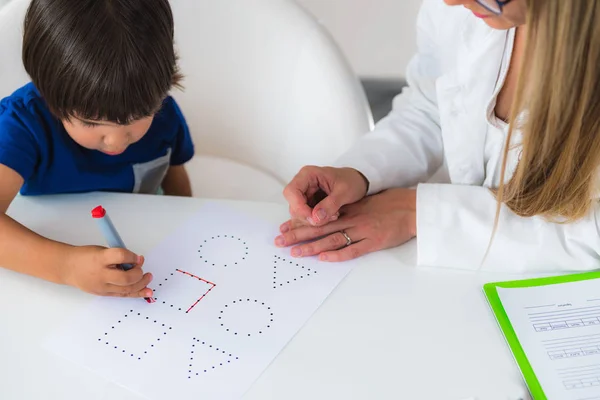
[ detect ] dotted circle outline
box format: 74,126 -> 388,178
218,299 -> 274,336
197,235 -> 249,268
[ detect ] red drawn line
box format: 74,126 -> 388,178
186,285 -> 216,313
176,269 -> 216,286
176,269 -> 217,314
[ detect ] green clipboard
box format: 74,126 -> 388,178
483,271 -> 600,400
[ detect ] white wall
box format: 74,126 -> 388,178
296,0 -> 422,79
0,0 -> 422,79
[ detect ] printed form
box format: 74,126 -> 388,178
498,279 -> 600,400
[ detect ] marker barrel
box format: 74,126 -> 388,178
92,206 -> 134,271
96,213 -> 127,249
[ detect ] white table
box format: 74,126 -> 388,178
1,192 -> 535,400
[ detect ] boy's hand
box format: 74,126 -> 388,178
62,246 -> 153,298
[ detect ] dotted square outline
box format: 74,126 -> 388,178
152,269 -> 216,314
97,310 -> 173,360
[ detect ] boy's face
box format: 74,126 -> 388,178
62,115 -> 154,155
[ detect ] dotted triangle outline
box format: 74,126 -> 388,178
272,255 -> 317,289
187,338 -> 239,378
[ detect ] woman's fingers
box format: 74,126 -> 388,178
279,212 -> 340,233
283,186 -> 313,221
319,239 -> 374,262
284,166 -> 355,226
275,220 -> 344,248
283,167 -> 326,222
309,193 -> 345,225
308,168 -> 369,226
288,229 -> 361,258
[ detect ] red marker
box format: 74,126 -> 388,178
91,206 -> 155,303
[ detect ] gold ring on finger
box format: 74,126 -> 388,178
340,230 -> 352,247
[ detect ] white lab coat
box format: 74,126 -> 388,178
335,0 -> 600,273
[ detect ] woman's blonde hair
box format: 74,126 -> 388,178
493,0 -> 600,232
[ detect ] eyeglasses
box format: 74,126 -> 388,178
475,0 -> 512,15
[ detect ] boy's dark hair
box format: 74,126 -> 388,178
22,0 -> 183,125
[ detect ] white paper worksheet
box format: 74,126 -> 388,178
498,280 -> 600,400
44,203 -> 357,399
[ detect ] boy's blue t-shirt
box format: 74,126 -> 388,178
0,83 -> 194,196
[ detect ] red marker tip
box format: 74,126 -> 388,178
91,205 -> 106,218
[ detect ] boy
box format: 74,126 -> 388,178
0,0 -> 194,299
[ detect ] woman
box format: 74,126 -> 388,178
275,0 -> 600,272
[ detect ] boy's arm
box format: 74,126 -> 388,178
164,97 -> 193,197
0,164 -> 73,284
162,165 -> 192,197
0,164 -> 153,296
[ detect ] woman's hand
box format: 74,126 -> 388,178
275,188 -> 417,261
283,166 -> 369,227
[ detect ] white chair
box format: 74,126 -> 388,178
0,0 -> 373,203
